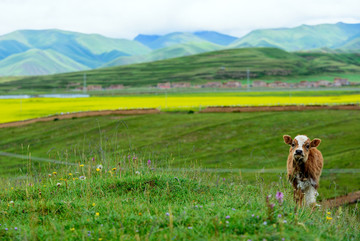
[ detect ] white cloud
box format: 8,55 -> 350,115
0,0 -> 359,39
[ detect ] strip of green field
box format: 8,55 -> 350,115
0,110 -> 359,199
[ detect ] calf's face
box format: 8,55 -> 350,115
283,135 -> 321,163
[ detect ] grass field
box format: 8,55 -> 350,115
1,91 -> 360,123
0,110 -> 359,240
1,160 -> 359,240
1,110 -> 359,199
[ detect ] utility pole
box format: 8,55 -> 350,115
247,68 -> 250,92
83,73 -> 87,93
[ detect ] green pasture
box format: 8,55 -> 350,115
1,161 -> 358,240
0,110 -> 359,199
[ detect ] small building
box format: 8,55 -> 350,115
157,82 -> 171,89
317,80 -> 331,87
202,82 -> 222,88
334,78 -> 349,86
252,80 -> 267,88
268,81 -> 290,88
222,81 -> 241,88
107,84 -> 124,90
87,85 -> 102,91
172,82 -> 191,88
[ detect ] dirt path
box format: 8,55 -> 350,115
200,104 -> 360,113
321,191 -> 360,208
1,105 -> 359,129
0,108 -> 160,128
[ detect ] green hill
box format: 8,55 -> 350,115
2,47 -> 359,91
230,22 -> 360,51
104,41 -> 223,67
0,49 -> 88,76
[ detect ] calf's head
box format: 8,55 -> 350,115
283,135 -> 321,163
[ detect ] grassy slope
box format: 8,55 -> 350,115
104,41 -> 223,67
1,48 -> 359,91
0,110 -> 359,198
0,49 -> 89,76
0,162 -> 358,240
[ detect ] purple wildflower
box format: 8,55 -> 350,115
251,214 -> 255,217
232,208 -> 236,211
5,228 -> 8,231
226,215 -> 230,219
147,159 -> 151,166
276,191 -> 284,203
222,178 -> 226,181
92,157 -> 95,161
283,220 -> 287,223
278,214 -> 282,218
270,203 -> 275,209
188,226 -> 193,229
166,212 -> 170,216
15,227 -> 18,231
263,221 -> 267,225
256,216 -> 259,219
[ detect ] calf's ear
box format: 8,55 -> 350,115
283,135 -> 292,145
310,138 -> 321,148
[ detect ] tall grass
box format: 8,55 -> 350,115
0,148 -> 358,240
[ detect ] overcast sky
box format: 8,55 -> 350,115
1,0 -> 359,39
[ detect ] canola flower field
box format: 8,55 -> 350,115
1,93 -> 360,123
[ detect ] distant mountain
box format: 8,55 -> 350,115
0,49 -> 88,76
134,34 -> 161,46
0,40 -> 30,60
230,22 -> 360,51
134,32 -> 204,49
104,41 -> 223,67
194,31 -> 237,45
135,31 -> 237,49
0,29 -> 151,68
1,22 -> 360,76
336,34 -> 360,50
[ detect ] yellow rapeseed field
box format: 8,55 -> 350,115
1,94 -> 360,123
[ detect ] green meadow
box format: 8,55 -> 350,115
1,110 -> 359,198
1,110 -> 359,240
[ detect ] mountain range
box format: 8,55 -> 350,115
0,22 -> 359,76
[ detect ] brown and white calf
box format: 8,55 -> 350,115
283,135 -> 324,206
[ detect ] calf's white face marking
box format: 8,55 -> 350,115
294,135 -> 308,150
